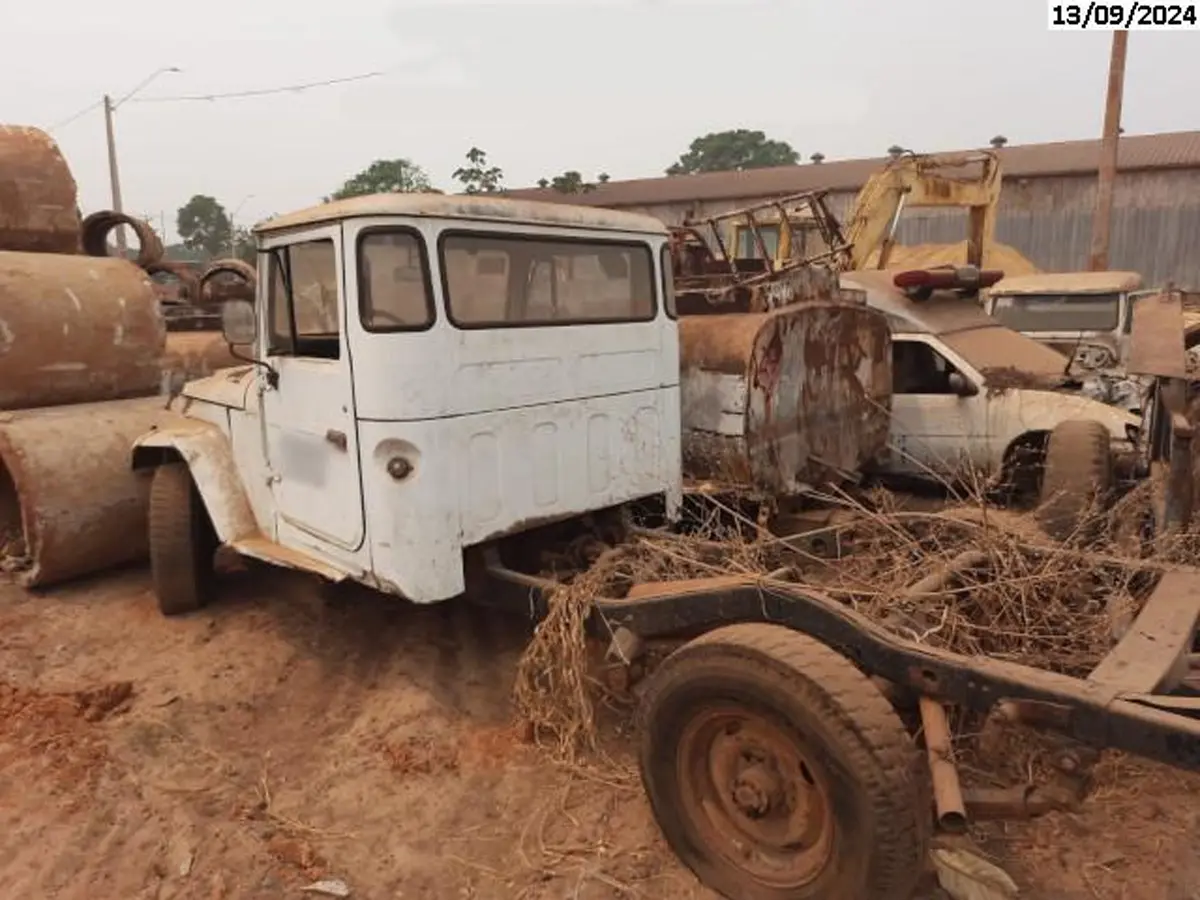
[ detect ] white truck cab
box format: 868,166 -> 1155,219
840,269 -> 1141,489
133,194 -> 682,613
982,270 -> 1149,371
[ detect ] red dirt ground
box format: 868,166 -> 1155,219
1,564 -> 1198,899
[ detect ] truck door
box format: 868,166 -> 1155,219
259,228 -> 365,551
888,336 -> 984,478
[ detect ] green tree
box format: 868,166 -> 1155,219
327,158 -> 433,201
666,129 -> 799,175
452,147 -> 504,194
232,226 -> 256,264
176,195 -> 232,258
541,170 -> 607,194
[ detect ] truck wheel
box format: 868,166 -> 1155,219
1035,419 -> 1112,541
148,462 -> 217,616
637,623 -> 930,900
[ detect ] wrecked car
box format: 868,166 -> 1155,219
840,268 -> 1142,514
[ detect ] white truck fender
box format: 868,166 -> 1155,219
131,420 -> 258,544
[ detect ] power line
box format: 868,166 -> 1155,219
46,99 -> 103,134
128,70 -> 385,104
44,69 -> 385,133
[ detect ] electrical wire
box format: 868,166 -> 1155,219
45,99 -> 103,134
127,70 -> 385,104
44,69 -> 385,133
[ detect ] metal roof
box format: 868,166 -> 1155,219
503,130 -> 1200,208
255,193 -> 669,235
991,271 -> 1143,295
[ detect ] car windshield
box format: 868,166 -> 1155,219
939,324 -> 1071,378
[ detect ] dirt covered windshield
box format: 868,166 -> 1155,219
939,324 -> 1073,385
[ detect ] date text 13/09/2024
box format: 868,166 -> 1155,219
1049,2 -> 1198,28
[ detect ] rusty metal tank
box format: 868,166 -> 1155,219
0,397 -> 180,587
0,251 -> 167,410
0,125 -> 82,254
679,271 -> 893,497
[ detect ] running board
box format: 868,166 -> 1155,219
229,534 -> 351,583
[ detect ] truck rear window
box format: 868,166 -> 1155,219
439,231 -> 656,328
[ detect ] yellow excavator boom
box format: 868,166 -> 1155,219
843,150 -> 1001,271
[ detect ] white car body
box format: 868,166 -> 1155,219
841,270 -> 1141,483
134,194 -> 682,603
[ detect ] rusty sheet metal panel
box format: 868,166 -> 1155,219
1128,290 -> 1187,379
0,125 -> 82,254
0,251 -> 166,410
161,332 -> 238,387
680,303 -> 892,496
0,397 -> 182,587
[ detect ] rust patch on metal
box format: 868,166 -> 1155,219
1128,289 -> 1187,379
680,297 -> 892,496
0,251 -> 167,410
0,124 -> 81,254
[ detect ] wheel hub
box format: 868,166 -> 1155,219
677,707 -> 835,888
731,763 -> 781,818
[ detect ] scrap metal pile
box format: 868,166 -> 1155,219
0,124 -> 253,586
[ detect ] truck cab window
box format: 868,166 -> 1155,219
441,233 -> 656,327
268,238 -> 340,360
358,230 -> 434,331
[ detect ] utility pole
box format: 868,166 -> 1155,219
101,67 -> 181,258
1088,29 -> 1129,272
103,94 -> 128,256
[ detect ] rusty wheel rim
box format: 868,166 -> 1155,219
676,704 -> 834,888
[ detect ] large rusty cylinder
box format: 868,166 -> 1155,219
679,304 -> 893,496
0,251 -> 167,410
0,125 -> 82,254
0,397 -> 180,587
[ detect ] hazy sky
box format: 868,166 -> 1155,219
5,0 -> 1197,241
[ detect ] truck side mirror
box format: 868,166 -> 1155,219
948,372 -> 978,398
221,299 -> 257,346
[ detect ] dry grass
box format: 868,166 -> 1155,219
511,466 -> 1198,763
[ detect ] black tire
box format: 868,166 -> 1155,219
148,462 -> 218,616
637,623 -> 930,900
1035,419 -> 1113,541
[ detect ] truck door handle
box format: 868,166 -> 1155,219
325,429 -> 347,451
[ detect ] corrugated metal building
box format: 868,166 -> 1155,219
505,131 -> 1200,288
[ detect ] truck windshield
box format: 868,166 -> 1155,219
990,293 -> 1121,333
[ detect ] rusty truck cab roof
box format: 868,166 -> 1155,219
991,271 -> 1143,295
254,193 -> 669,236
